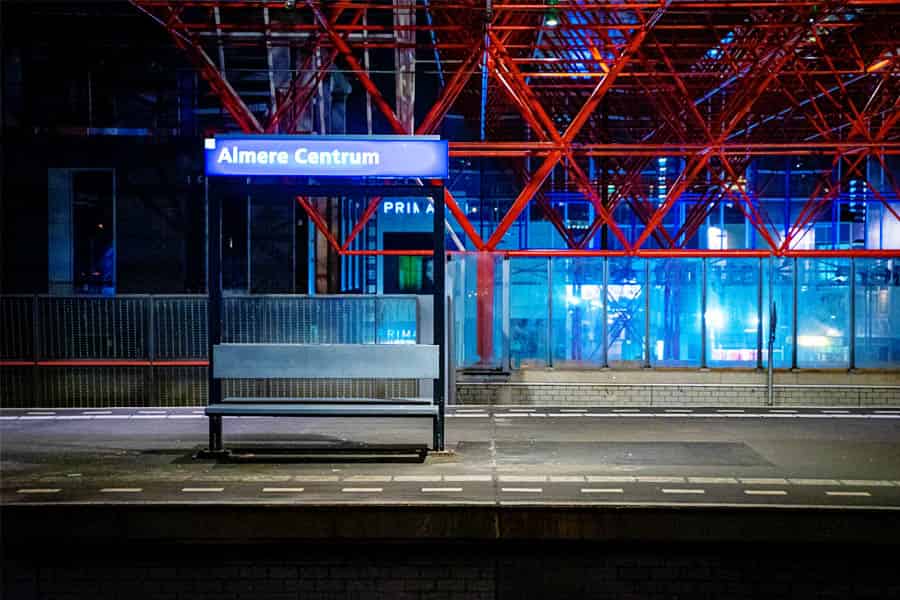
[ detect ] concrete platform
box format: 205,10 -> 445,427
3,405 -> 900,546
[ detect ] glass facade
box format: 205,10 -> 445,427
551,257 -> 605,367
856,259 -> 900,367
796,258 -> 850,369
650,259 -> 702,367
509,258 -> 549,368
706,258 -> 759,367
451,256 -> 900,371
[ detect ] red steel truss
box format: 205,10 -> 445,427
131,0 -> 900,259
130,0 -> 900,366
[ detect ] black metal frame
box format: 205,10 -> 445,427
204,178 -> 446,454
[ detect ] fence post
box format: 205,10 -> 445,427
757,257 -> 764,370
849,258 -> 856,371
644,259 -> 651,369
791,257 -> 799,370
546,257 -> 553,367
601,256 -> 609,368
32,294 -> 40,407
700,257 -> 707,369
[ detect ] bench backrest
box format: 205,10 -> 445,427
213,343 -> 440,380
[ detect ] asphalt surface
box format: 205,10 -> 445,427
3,406 -> 900,509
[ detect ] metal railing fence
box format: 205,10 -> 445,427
0,294 -> 419,408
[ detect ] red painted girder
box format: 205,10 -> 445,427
295,196 -> 342,254
131,1 -> 263,133
485,5 -> 669,250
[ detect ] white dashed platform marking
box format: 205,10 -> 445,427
744,490 -> 787,496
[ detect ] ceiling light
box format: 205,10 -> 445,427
544,9 -> 559,27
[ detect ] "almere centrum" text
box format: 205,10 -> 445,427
216,146 -> 381,167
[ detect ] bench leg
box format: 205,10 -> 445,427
209,415 -> 223,453
433,415 -> 443,452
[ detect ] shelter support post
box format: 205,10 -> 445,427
433,184 -> 446,451
205,176 -> 226,456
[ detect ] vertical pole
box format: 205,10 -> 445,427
756,257 -> 763,370
433,184 -> 446,451
502,256 -> 511,371
246,190 -> 252,294
768,255 -> 775,406
601,257 -> 609,368
700,257 -> 707,369
112,170 -> 118,293
32,294 -> 40,407
206,176 -> 223,452
476,252 -> 495,366
849,257 -> 856,371
291,192 -> 297,292
791,257 -> 799,370
644,259 -> 651,368
148,294 -> 157,406
546,257 -> 553,367
447,293 -> 456,408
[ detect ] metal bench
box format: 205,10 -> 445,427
205,343 -> 441,453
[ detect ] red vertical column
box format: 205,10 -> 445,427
476,252 -> 495,366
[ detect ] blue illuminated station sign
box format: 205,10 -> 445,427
204,135 -> 448,178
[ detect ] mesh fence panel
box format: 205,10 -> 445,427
0,296 -> 35,360
37,296 -> 148,360
37,367 -> 150,408
0,366 -> 35,407
1,295 -> 420,407
153,296 -> 207,359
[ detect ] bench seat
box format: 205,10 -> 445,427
207,403 -> 438,418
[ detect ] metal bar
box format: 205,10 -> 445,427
756,257 -> 763,370
849,257 -> 856,371
700,256 -> 707,369
791,256 -> 798,370
502,256 -> 511,371
135,2 -> 264,133
433,184 -> 446,451
644,258 -> 651,368
601,256 -> 608,368
767,255 -> 775,405
295,196 -> 342,254
547,256 -> 553,367
206,176 -> 223,452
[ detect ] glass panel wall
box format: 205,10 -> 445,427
761,257 -> 794,368
551,257 -> 605,367
706,258 -> 760,367
448,255 -> 898,372
607,257 -> 646,366
796,258 -> 850,368
649,259 -> 702,366
510,258 -> 549,368
855,258 -> 900,367
449,253 -> 504,369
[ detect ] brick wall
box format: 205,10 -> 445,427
4,544 -> 898,600
456,383 -> 900,406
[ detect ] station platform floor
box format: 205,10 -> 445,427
3,405 -> 900,512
